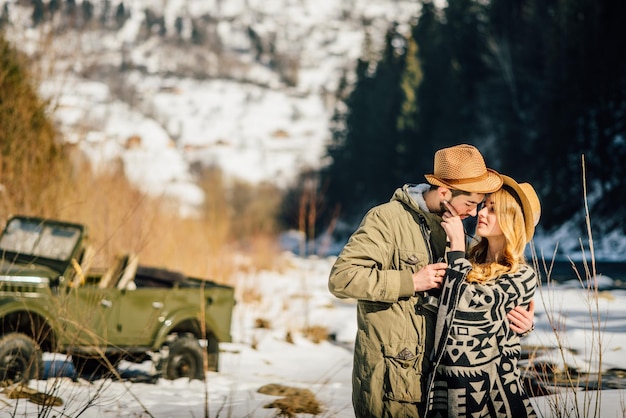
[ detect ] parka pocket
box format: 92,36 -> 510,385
396,249 -> 427,272
382,341 -> 425,402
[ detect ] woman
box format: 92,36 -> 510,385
426,175 -> 541,418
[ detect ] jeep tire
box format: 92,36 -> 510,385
0,333 -> 44,384
164,335 -> 205,380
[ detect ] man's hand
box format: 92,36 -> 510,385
440,201 -> 465,252
508,299 -> 535,335
412,262 -> 448,293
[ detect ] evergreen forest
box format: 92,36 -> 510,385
312,0 -> 626,239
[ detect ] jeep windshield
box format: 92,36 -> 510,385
0,218 -> 82,262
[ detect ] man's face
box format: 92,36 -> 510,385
442,193 -> 485,219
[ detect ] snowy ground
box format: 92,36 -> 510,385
2,1 -> 625,416
2,254 -> 626,417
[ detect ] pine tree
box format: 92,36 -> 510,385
31,0 -> 45,26
321,24 -> 411,226
115,2 -> 127,29
0,3 -> 9,29
81,0 -> 94,26
393,33 -> 425,189
48,0 -> 60,17
99,0 -> 110,27
486,0 -> 626,231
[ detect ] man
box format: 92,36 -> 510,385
328,144 -> 534,418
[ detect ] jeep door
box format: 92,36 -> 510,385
60,287 -> 121,350
108,288 -> 170,347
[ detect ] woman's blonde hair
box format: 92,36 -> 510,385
466,188 -> 527,284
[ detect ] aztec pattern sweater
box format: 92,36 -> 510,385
426,253 -> 537,418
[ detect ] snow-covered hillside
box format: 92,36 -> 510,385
2,0 -> 421,214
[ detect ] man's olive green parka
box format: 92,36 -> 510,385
328,184 -> 448,418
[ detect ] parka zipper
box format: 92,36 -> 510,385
417,213 -> 434,263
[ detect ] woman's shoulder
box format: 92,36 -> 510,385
508,262 -> 538,282
519,262 -> 536,274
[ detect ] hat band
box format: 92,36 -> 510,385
502,184 -> 524,211
439,171 -> 489,185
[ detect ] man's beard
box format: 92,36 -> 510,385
438,202 -> 449,216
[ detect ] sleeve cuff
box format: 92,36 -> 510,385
519,322 -> 535,338
399,269 -> 415,297
447,251 -> 465,264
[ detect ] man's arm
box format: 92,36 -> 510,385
328,208 -> 414,302
507,299 -> 535,335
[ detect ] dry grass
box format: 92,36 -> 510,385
239,287 -> 264,304
303,325 -> 330,344
258,383 -> 322,417
1,152 -> 285,285
254,318 -> 272,329
521,156 -> 624,417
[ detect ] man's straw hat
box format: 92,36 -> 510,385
501,175 -> 542,242
424,144 -> 502,193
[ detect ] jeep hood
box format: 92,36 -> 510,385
0,261 -> 59,283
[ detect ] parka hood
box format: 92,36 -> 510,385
391,183 -> 431,214
391,183 -> 447,257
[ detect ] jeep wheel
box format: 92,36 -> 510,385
164,335 -> 205,380
0,333 -> 44,384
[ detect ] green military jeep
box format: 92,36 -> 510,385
0,215 -> 235,383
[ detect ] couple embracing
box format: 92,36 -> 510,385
329,144 -> 540,418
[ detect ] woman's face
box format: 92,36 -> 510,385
476,195 -> 503,239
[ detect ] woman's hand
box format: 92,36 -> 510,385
508,299 -> 535,336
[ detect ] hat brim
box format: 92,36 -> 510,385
500,175 -> 536,242
424,168 -> 503,194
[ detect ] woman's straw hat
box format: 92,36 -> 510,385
501,175 -> 542,242
424,144 -> 503,193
